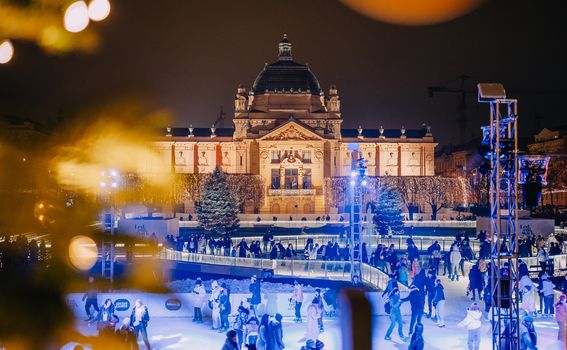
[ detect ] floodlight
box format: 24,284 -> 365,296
478,83 -> 506,103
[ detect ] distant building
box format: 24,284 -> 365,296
148,35 -> 437,214
434,139 -> 480,178
527,126 -> 567,207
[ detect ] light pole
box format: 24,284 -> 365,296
349,156 -> 367,283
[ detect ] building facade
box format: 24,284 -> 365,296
527,126 -> 567,207
149,35 -> 437,214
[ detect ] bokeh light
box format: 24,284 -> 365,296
64,1 -> 90,33
341,0 -> 485,26
68,235 -> 98,270
88,0 -> 111,22
0,39 -> 14,64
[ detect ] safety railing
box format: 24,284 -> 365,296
163,248 -> 394,288
462,254 -> 567,277
230,234 -> 480,253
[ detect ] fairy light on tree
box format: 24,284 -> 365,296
88,0 -> 111,21
64,1 -> 90,33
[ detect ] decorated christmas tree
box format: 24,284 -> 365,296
196,167 -> 240,234
371,186 -> 404,236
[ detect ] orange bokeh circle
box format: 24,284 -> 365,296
341,0 -> 485,26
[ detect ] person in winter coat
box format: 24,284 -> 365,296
401,284 -> 424,336
432,279 -> 446,327
457,303 -> 482,350
210,280 -> 222,330
234,305 -> 250,349
398,263 -> 409,285
427,241 -> 442,274
130,299 -> 151,350
521,284 -> 536,316
425,270 -> 436,318
519,316 -> 538,350
222,330 -> 240,350
257,314 -> 270,350
555,294 -> 567,341
313,289 -> 325,332
468,264 -> 483,301
408,322 -> 424,350
410,258 -> 420,280
266,314 -> 285,350
92,298 -> 118,337
192,278 -> 206,323
306,298 -> 321,341
220,288 -> 232,332
450,244 -> 462,281
384,288 -> 408,342
249,276 -> 262,317
244,317 -> 260,350
83,276 -> 99,321
291,280 -> 304,323
116,317 -> 139,350
412,269 -> 427,294
541,274 -> 556,316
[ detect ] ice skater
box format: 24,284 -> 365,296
306,298 -> 321,341
130,299 -> 151,350
384,288 -> 408,342
193,277 -> 206,323
457,302 -> 482,350
432,279 -> 446,327
82,276 -> 99,321
291,280 -> 304,323
249,276 -> 262,318
210,280 -> 222,330
313,288 -> 325,332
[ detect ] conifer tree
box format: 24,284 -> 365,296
196,167 -> 240,234
371,187 -> 404,236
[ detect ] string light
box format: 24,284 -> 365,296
64,1 -> 90,33
88,0 -> 111,21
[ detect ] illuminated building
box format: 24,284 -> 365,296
149,35 -> 436,214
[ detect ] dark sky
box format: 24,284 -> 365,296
1,0 -> 566,145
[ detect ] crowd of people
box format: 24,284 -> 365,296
0,234 -> 48,270
82,275 -> 329,350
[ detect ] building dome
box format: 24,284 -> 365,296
251,34 -> 322,95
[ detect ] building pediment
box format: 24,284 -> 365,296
259,121 -> 324,141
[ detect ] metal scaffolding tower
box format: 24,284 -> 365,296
478,83 -> 520,350
349,153 -> 367,282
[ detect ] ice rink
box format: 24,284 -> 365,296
66,276 -> 564,350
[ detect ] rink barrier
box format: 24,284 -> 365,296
462,254 -> 567,277
67,291 -> 409,319
162,249 -> 405,293
163,249 -> 355,281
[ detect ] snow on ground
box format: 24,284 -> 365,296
65,275 -> 564,350
167,277 -> 327,294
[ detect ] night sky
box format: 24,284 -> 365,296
1,0 -> 566,145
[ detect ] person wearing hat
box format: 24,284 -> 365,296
401,283 -> 425,336
519,316 -> 538,350
222,330 -> 239,350
457,303 -> 482,350
193,278 -> 206,323
384,288 -> 408,342
555,294 -> 567,341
